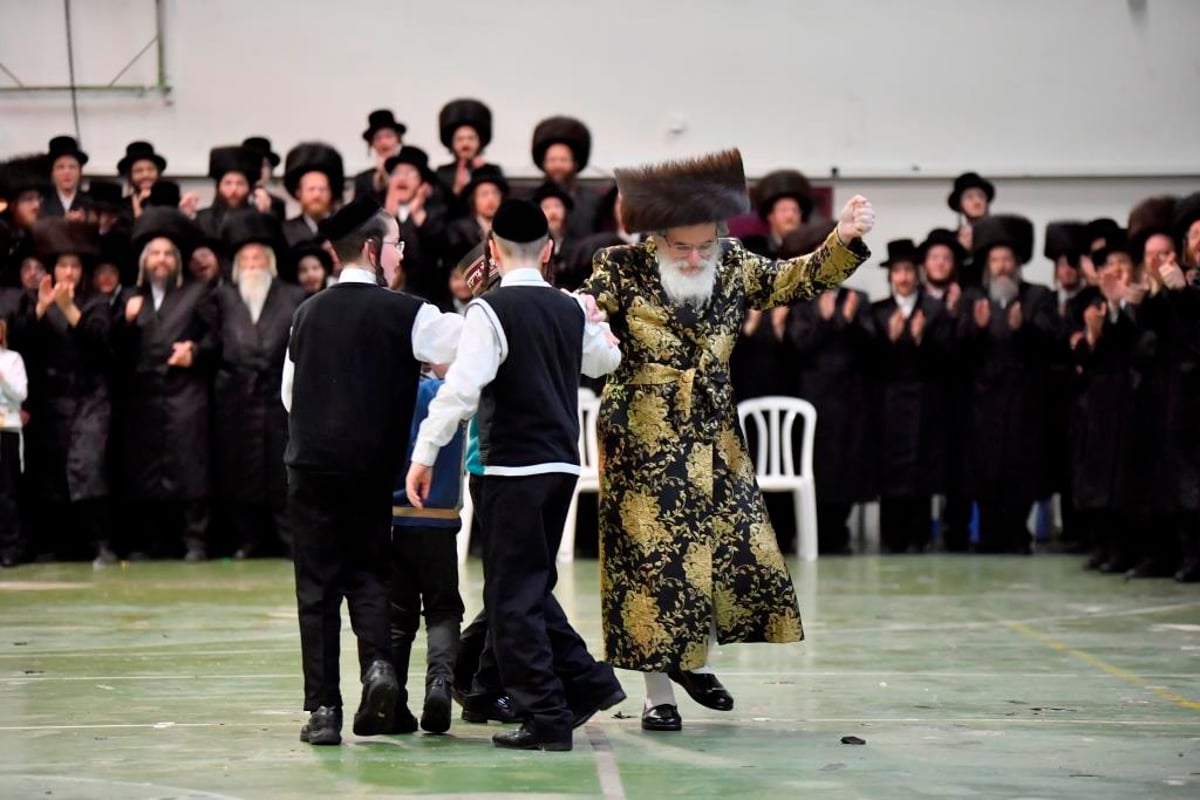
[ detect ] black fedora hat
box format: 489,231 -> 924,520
880,238 -> 919,268
947,172 -> 995,213
117,141 -> 167,176
460,164 -> 508,199
48,135 -> 89,167
530,180 -> 575,213
383,146 -> 435,183
917,228 -> 968,266
86,178 -> 123,211
242,136 -> 280,169
362,109 -> 407,144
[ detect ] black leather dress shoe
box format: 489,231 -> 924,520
462,694 -> 520,724
386,703 -> 419,734
668,669 -> 734,711
493,723 -> 572,751
641,704 -> 682,732
570,687 -> 626,729
300,705 -> 343,745
353,660 -> 399,736
1125,558 -> 1175,580
420,677 -> 452,734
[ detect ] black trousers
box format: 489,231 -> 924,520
390,524 -> 465,693
34,498 -> 111,560
977,498 -> 1032,554
880,495 -> 931,553
289,468 -> 392,711
129,499 -> 208,557
476,473 -> 611,737
227,503 -> 292,557
0,431 -> 21,560
817,502 -> 852,554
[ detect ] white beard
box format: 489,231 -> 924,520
656,252 -> 719,308
238,270 -> 272,323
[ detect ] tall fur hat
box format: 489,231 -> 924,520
1172,192 -> 1200,257
208,145 -> 261,185
614,148 -> 748,234
283,143 -> 345,199
779,220 -> 837,259
220,209 -> 283,257
0,154 -> 51,202
531,116 -> 591,172
972,214 -> 1034,265
1043,220 -> 1088,264
33,218 -> 99,262
755,169 -> 814,221
439,99 -> 493,150
1126,195 -> 1177,263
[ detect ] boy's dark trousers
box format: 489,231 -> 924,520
389,523 -> 465,703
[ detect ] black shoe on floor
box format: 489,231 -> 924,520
387,703 -> 419,734
300,705 -> 343,745
462,694 -> 520,724
1125,558 -> 1175,580
492,723 -> 572,751
92,545 -> 118,569
1175,561 -> 1200,584
420,677 -> 452,734
353,660 -> 399,736
641,704 -> 682,732
570,686 -> 626,729
668,669 -> 734,711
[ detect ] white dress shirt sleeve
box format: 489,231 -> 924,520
412,303 -> 465,365
411,303 -> 502,466
580,318 -> 621,378
0,351 -> 28,406
281,342 -> 295,413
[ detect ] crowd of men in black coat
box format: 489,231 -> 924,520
733,172 -> 1200,584
0,105 -> 1197,584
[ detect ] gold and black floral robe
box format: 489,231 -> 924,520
580,231 -> 869,671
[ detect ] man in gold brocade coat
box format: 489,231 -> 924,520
578,149 -> 875,732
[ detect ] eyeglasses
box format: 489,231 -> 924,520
662,237 -> 717,258
381,238 -> 406,256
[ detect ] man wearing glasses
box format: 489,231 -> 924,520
579,149 -> 875,732
281,196 -> 463,746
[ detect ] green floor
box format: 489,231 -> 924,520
0,556 -> 1197,799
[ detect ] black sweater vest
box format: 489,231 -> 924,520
476,285 -> 583,473
284,283 -> 423,475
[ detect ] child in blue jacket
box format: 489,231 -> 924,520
389,370 -> 466,733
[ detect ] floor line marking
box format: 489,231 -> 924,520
585,725 -> 627,800
999,619 -> 1200,713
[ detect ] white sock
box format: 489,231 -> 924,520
643,671 -> 676,709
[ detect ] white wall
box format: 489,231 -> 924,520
2,0 -> 1197,177
1,0 -> 1197,297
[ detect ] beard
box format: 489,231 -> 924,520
238,269 -> 272,323
656,251 -> 720,308
987,274 -> 1019,306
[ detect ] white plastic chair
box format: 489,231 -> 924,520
736,396 -> 819,561
558,388 -> 601,563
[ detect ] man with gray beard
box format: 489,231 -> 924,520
208,211 -> 306,558
957,214 -> 1056,554
579,149 -> 875,732
115,208 -> 215,560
